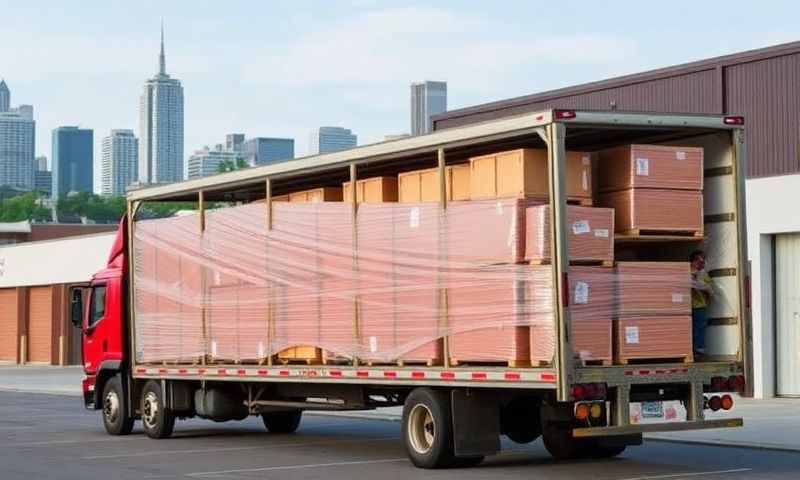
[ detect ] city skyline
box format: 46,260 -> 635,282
0,81 -> 35,191
309,126 -> 357,155
410,80 -> 447,136
51,126 -> 93,198
101,129 -> 139,196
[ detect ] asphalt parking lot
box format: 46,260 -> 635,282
1,390 -> 799,479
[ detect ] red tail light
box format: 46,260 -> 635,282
721,394 -> 734,410
554,109 -> 577,120
728,375 -> 746,393
723,116 -> 745,125
571,384 -> 586,399
571,383 -> 607,400
707,395 -> 722,412
710,376 -> 728,392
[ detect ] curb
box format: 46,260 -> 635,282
0,387 -> 81,397
645,435 -> 800,453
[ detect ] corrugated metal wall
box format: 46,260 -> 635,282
435,51 -> 800,179
0,288 -> 19,362
27,286 -> 54,364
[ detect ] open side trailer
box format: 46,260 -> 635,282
74,109 -> 751,468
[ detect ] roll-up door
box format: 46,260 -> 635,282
776,233 -> 800,397
0,288 -> 19,362
28,286 -> 54,364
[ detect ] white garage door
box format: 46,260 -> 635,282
776,233 -> 800,396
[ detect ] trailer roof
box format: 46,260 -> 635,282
127,109 -> 741,202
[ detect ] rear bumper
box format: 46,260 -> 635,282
573,418 -> 743,437
82,374 -> 97,410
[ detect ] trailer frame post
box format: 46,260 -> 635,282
265,178 -> 274,367
438,148 -> 450,368
547,122 -> 574,402
350,163 -> 361,366
199,190 -> 208,366
613,385 -> 631,427
686,381 -> 706,421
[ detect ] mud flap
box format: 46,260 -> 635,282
451,389 -> 500,457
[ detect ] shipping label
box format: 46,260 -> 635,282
676,150 -> 687,160
572,220 -> 591,235
574,281 -> 590,304
594,228 -> 609,238
409,207 -> 420,228
672,293 -> 684,303
635,157 -> 649,176
625,326 -> 640,344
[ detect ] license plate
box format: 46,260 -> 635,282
641,401 -> 664,419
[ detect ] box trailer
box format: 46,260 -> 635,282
72,109 -> 751,469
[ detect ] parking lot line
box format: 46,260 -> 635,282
617,468 -> 753,480
183,458 -> 408,477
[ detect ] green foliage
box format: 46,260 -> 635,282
216,157 -> 249,173
0,192 -> 51,222
137,201 -> 199,219
57,192 -> 126,224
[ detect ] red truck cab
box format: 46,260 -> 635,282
72,218 -> 128,411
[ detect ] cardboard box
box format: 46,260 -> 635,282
468,149 -> 592,200
343,176 -> 398,203
288,187 -> 343,203
614,316 -> 693,363
615,262 -> 691,316
398,164 -> 470,203
598,188 -> 703,234
525,205 -> 614,264
446,198 -> 528,264
599,144 -> 703,191
530,266 -> 613,364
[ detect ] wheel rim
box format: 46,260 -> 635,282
142,391 -> 159,430
408,404 -> 435,455
103,390 -> 120,424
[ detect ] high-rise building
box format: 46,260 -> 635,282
226,133 -> 245,153
32,155 -> 51,197
242,137 -> 294,166
52,126 -> 93,198
138,24 -> 184,185
101,130 -> 139,196
188,144 -> 241,179
410,80 -> 447,136
0,79 -> 9,112
308,127 -> 356,155
34,155 -> 47,172
0,80 -> 35,190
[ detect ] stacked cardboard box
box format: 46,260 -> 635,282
613,262 -> 693,364
524,205 -> 614,264
397,165 -> 470,203
597,145 -> 704,235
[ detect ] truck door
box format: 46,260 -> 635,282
82,282 -> 109,374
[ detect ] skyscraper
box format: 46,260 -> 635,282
52,126 -> 93,198
101,129 -> 139,196
33,155 -> 51,197
308,127 -> 357,155
0,80 -> 9,112
242,137 -> 294,166
0,80 -> 35,190
410,80 -> 447,136
138,24 -> 184,185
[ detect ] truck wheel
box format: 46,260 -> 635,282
501,398 -> 541,444
101,375 -> 134,435
261,410 -> 302,433
402,388 -> 481,469
140,380 -> 175,439
542,422 -> 589,461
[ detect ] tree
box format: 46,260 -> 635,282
57,192 -> 126,224
216,157 -> 249,174
0,192 -> 51,222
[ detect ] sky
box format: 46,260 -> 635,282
1,1 -> 798,193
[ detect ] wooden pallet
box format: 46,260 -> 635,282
615,354 -> 694,365
365,358 -> 440,367
449,358 -> 531,368
277,346 -> 323,365
580,358 -> 613,367
618,228 -> 703,238
527,259 -> 613,267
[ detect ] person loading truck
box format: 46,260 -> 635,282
690,250 -> 713,357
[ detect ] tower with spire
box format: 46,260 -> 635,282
138,22 -> 184,184
0,79 -> 9,112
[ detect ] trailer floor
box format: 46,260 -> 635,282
0,390 -> 795,480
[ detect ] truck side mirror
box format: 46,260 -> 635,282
70,288 -> 84,328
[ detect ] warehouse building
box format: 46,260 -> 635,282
433,40 -> 800,399
0,233 -> 115,365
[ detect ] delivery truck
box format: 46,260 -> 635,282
72,109 -> 751,469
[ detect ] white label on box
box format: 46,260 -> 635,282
594,228 -> 609,238
409,207 -> 420,228
582,155 -> 591,166
211,340 -> 218,357
672,293 -> 684,303
213,271 -> 222,286
625,326 -> 640,344
574,281 -> 589,304
495,201 -> 504,215
507,213 -> 518,248
636,157 -> 649,176
572,220 -> 590,235
676,150 -> 687,160
369,336 -> 378,353
257,342 -> 265,359
582,170 -> 589,191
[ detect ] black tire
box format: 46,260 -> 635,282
542,422 -> 590,461
501,398 -> 541,444
101,375 -> 134,435
261,410 -> 302,433
402,388 -> 480,469
140,380 -> 175,439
